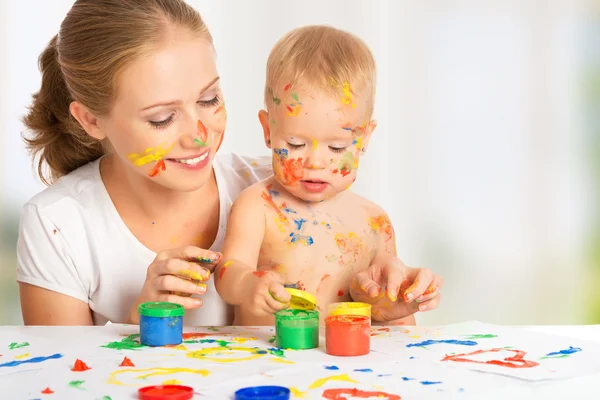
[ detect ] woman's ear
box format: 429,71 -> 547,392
258,109 -> 271,148
70,101 -> 105,140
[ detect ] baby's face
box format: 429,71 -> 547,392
262,85 -> 376,202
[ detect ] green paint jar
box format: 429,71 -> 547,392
275,309 -> 319,349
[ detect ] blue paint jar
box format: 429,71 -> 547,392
138,302 -> 184,347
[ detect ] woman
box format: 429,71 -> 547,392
17,0 -> 442,326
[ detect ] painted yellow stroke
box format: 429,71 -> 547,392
127,143 -> 175,167
289,387 -> 307,398
186,346 -> 265,363
107,367 -> 209,386
270,358 -> 294,365
308,374 -> 358,389
162,379 -> 182,385
14,353 -> 30,360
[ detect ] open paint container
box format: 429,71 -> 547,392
275,288 -> 319,349
325,302 -> 371,356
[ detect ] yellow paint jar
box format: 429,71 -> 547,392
327,302 -> 372,318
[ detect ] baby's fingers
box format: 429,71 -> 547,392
268,283 -> 291,304
416,293 -> 441,312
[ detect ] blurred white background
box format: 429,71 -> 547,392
1,0 -> 598,326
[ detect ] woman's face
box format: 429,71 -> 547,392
98,31 -> 227,192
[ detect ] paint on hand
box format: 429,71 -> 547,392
352,136 -> 364,150
309,374 -> 358,389
119,356 -> 135,367
148,159 -> 166,177
72,358 -> 91,371
541,346 -> 582,359
253,270 -> 269,278
195,120 -> 209,146
442,348 -> 540,368
337,290 -> 344,296
338,152 -> 358,177
322,388 -> 401,400
0,353 -> 62,368
8,342 -> 29,350
407,339 -> 477,348
219,265 -> 227,280
127,143 -> 174,167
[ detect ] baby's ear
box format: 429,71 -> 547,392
258,110 -> 271,149
361,119 -> 377,153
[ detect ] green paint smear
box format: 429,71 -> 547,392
208,327 -> 220,332
194,138 -> 208,147
463,334 -> 498,339
68,380 -> 86,390
97,397 -> 112,400
268,348 -> 285,357
291,93 -> 299,102
273,97 -> 281,105
102,334 -> 146,351
268,336 -> 276,343
541,354 -> 569,359
9,342 -> 30,350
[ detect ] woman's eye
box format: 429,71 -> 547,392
197,95 -> 221,108
148,114 -> 174,129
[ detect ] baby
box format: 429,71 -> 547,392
215,25 -> 438,325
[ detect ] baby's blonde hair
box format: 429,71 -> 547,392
264,25 -> 376,117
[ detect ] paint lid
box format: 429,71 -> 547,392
235,386 -> 291,400
138,384 -> 193,400
328,302 -> 371,317
138,302 -> 185,318
285,288 -> 317,310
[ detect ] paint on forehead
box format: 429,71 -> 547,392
269,88 -> 281,105
340,82 -> 356,108
127,143 -> 174,167
286,103 -> 301,116
284,83 -> 292,92
353,136 -> 364,150
291,92 -> 299,102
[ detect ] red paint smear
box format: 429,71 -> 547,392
148,159 -> 166,177
316,274 -> 331,292
119,356 -> 135,367
296,281 -> 306,291
284,83 -> 292,92
323,388 -> 401,400
215,130 -> 225,152
261,191 -> 288,222
340,168 -> 351,177
423,284 -> 436,296
52,229 -> 57,235
197,120 -> 209,143
219,266 -> 227,280
182,332 -> 213,339
41,387 -> 54,394
442,348 -> 539,368
253,270 -> 268,278
214,105 -> 224,115
279,157 -> 304,185
71,359 -> 91,371
332,169 -> 338,174
286,105 -> 293,113
337,290 -> 344,296
377,327 -> 390,332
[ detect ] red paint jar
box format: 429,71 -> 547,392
325,315 -> 371,356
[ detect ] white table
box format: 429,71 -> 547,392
0,323 -> 599,399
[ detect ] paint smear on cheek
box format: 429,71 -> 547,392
195,120 -> 209,146
148,159 -> 166,177
338,152 -> 358,177
277,157 -> 304,185
127,143 -> 174,167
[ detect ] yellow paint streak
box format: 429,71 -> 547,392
162,379 -> 182,385
178,269 -> 205,281
354,136 -> 364,150
107,367 -> 209,387
127,143 -> 174,167
223,260 -> 233,267
289,387 -> 307,398
312,139 -> 318,150
270,358 -> 295,365
186,346 -> 264,363
308,374 -> 358,389
229,337 -> 258,344
14,353 -> 30,360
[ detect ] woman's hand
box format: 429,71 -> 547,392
127,246 -> 222,324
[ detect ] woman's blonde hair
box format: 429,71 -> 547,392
23,0 -> 213,185
264,25 -> 376,116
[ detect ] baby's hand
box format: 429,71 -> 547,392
349,257 -> 443,322
243,271 -> 291,317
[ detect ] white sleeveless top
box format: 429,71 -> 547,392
16,153 -> 272,326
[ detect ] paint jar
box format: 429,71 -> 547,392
327,302 -> 371,318
138,302 -> 184,347
325,315 -> 371,356
275,309 -> 319,349
235,386 -> 290,400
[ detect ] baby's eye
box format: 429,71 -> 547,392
287,143 -> 305,150
329,146 -> 347,154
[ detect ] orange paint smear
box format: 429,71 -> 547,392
72,358 -> 91,371
253,270 -> 268,278
215,130 -> 225,152
214,105 -> 224,115
442,348 -> 539,368
323,388 -> 401,400
119,356 -> 135,367
41,387 -> 54,394
278,158 -> 304,185
261,191 -> 288,222
219,266 -> 227,280
337,290 -> 344,296
182,332 -> 213,340
424,284 -> 437,296
148,159 -> 166,177
368,215 -> 394,241
316,274 -> 331,292
197,120 -> 209,143
284,83 -> 292,92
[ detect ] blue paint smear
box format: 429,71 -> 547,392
313,220 -> 319,225
324,365 -> 339,370
406,339 -> 478,348
274,148 -> 288,157
0,353 -> 63,368
293,218 -> 307,230
377,374 -> 392,377
268,189 -> 280,197
254,350 -> 268,355
545,346 -> 582,357
289,233 -> 314,245
420,381 -> 442,385
409,356 -> 415,359
282,206 -> 297,214
401,377 -> 415,381
354,368 -> 373,372
342,126 -> 353,131
325,223 -> 332,229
